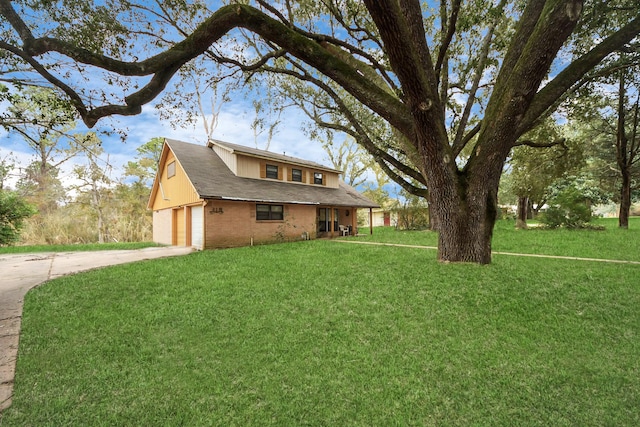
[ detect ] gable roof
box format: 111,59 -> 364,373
161,139 -> 379,208
210,139 -> 340,173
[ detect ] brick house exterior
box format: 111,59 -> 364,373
148,139 -> 379,249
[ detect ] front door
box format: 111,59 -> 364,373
317,207 -> 339,235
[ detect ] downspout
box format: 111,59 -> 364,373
159,182 -> 169,201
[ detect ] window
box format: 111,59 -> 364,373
266,164 -> 279,179
167,161 -> 176,178
314,172 -> 324,185
292,168 -> 302,182
256,204 -> 284,220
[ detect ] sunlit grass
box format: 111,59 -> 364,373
0,241 -> 161,254
3,223 -> 640,425
353,217 -> 640,261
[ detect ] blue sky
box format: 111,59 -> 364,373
0,93 -> 331,189
0,0 -> 342,190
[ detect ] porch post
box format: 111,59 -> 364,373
330,206 -> 335,237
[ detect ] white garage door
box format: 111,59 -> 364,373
191,205 -> 203,249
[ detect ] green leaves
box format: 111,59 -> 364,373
0,189 -> 36,245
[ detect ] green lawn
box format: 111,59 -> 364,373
0,241 -> 161,254
2,220 -> 640,425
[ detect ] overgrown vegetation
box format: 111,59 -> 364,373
3,220 -> 639,425
0,190 -> 36,245
540,185 -> 596,229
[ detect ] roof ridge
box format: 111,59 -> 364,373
208,139 -> 340,173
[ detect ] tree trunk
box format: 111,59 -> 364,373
619,168 -> 631,229
616,70 -> 631,230
428,165 -> 500,264
516,196 -> 528,229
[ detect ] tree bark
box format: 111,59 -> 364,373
516,196 -> 529,229
619,168 -> 631,229
426,157 -> 501,263
616,69 -> 631,229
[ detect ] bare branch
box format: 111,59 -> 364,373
435,0 -> 460,81
451,0 -> 506,156
512,138 -> 567,149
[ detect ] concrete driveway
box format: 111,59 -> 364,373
0,246 -> 195,412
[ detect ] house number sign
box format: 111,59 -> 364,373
210,207 -> 224,214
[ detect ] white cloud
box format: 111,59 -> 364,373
1,101 -> 331,190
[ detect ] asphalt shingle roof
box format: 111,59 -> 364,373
211,139 -> 340,173
166,139 -> 379,208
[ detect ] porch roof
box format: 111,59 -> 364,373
166,139 -> 379,208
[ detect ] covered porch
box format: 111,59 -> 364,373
316,206 -> 373,238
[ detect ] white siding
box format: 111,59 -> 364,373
191,205 -> 204,249
213,145 -> 238,174
153,209 -> 173,245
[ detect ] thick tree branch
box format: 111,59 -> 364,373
1,2 -> 411,131
470,0 -> 584,173
520,14 -> 640,135
363,0 -> 449,166
266,61 -> 427,188
492,0 -> 546,100
0,40 -> 89,118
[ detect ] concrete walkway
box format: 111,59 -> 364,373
0,246 -> 195,412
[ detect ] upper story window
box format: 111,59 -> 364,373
266,164 -> 279,179
292,168 -> 302,182
167,161 -> 176,178
314,172 -> 324,185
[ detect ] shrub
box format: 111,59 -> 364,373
0,190 -> 37,245
540,186 -> 592,229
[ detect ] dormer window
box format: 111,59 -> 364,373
292,168 -> 302,182
314,172 -> 324,185
266,164 -> 278,179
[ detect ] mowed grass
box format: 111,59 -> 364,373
0,241 -> 161,254
354,217 -> 640,261
3,221 -> 640,426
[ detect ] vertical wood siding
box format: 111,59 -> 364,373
213,145 -> 238,174
151,151 -> 201,210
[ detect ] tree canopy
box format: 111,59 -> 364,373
1,0 -> 639,263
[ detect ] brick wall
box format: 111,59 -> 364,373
204,200 -> 317,249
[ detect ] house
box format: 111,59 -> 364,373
148,139 -> 379,249
363,207 -> 397,227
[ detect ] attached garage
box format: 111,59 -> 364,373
173,208 -> 185,246
191,205 -> 204,249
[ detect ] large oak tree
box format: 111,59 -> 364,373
1,0 -> 639,263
